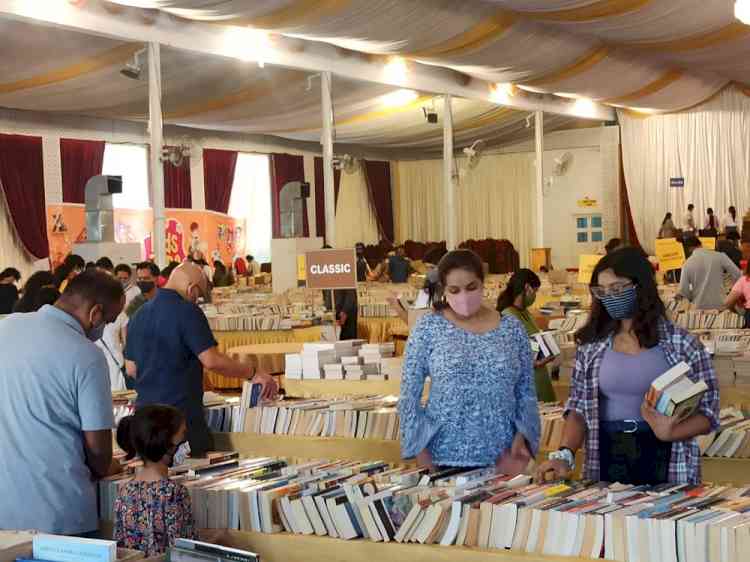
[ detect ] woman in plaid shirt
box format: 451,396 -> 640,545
537,247 -> 719,485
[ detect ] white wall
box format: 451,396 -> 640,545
496,126 -> 621,270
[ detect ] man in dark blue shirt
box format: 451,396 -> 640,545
124,262 -> 277,455
387,246 -> 412,283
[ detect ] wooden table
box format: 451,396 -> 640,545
227,342 -> 305,375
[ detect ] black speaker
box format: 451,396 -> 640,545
300,181 -> 311,198
106,175 -> 123,194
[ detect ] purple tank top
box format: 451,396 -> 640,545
599,346 -> 671,422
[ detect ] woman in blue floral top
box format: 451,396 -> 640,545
399,250 -> 540,474
114,405 -> 197,556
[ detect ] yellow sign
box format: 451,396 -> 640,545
297,255 -> 306,281
699,237 -> 716,250
655,238 -> 686,272
578,255 -> 602,284
577,197 -> 598,208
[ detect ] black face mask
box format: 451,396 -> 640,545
137,281 -> 155,294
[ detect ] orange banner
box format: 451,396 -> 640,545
46,205 -> 245,269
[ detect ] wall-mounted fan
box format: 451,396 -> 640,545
333,153 -> 358,173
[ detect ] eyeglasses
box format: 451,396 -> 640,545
590,281 -> 634,299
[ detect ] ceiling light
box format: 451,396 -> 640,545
736,1 -> 750,24
223,26 -> 272,68
379,89 -> 419,107
384,56 -> 408,84
490,83 -> 518,104
572,97 -> 598,118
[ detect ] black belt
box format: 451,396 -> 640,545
601,419 -> 651,434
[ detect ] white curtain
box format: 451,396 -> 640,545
230,152 -> 272,262
393,153 -> 534,266
392,159 -> 445,242
334,161 -> 379,249
619,87 -> 750,254
0,183 -> 42,280
456,152 -> 534,268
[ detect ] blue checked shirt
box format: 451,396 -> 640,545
565,318 -> 720,484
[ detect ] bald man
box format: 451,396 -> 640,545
124,262 -> 277,455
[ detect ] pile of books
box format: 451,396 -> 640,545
359,302 -> 399,318
539,403 -> 566,451
239,396 -> 400,440
204,313 -> 293,332
701,407 -> 750,458
286,341 -> 398,381
670,309 -> 745,330
733,354 -> 750,385
169,538 -> 259,562
645,361 -> 708,420
530,331 -> 562,360
98,457 -> 750,562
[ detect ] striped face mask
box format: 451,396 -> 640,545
599,286 -> 637,320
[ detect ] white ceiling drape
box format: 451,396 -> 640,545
619,86 -> 750,254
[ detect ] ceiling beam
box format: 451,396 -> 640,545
0,0 -> 615,121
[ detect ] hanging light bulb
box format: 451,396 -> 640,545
736,0 -> 750,24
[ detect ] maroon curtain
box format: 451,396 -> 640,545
363,160 -> 394,243
164,152 -> 192,209
203,149 -> 237,214
270,153 -> 308,238
0,133 -> 49,259
60,138 -> 105,204
619,145 -> 640,248
313,156 -> 341,242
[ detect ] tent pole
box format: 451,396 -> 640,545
148,42 -> 166,267
321,71 -> 336,246
443,94 -> 456,250
535,110 -> 544,248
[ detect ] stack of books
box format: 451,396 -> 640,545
530,331 -> 562,360
645,362 -> 708,420
701,407 -> 750,458
360,343 -> 396,363
240,396 -> 400,440
98,456 -> 750,562
670,309 -> 745,330
169,538 -> 259,562
287,340 -> 397,381
539,404 -> 566,451
734,355 -> 750,385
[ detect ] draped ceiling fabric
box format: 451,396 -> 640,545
99,0 -> 750,115
60,138 -> 105,204
0,133 -> 49,260
619,87 -> 750,255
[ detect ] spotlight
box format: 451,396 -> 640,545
422,107 -> 438,124
120,48 -> 145,80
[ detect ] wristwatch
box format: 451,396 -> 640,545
548,447 -> 575,471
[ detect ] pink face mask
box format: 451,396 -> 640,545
446,288 -> 483,317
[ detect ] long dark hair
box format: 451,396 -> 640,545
497,269 -> 540,312
730,206 -> 737,221
707,208 -> 716,229
576,246 -> 665,348
53,254 -> 85,288
14,271 -> 56,313
661,212 -> 672,226
433,250 -> 485,311
116,404 -> 185,463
